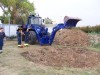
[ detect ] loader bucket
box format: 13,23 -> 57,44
64,19 -> 80,28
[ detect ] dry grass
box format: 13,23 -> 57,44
0,41 -> 100,75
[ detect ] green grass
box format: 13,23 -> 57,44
93,43 -> 100,49
88,32 -> 99,35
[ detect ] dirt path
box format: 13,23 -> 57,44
0,41 -> 44,75
0,41 -> 100,75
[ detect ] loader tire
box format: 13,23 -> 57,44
28,31 -> 37,45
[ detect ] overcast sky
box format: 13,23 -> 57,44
30,0 -> 100,26
0,0 -> 100,26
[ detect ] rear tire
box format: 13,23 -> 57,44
28,31 -> 37,45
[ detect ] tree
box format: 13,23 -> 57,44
0,0 -> 35,24
44,17 -> 53,24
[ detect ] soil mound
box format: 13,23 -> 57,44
21,46 -> 100,68
54,29 -> 90,46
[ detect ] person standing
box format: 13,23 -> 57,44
0,27 -> 6,53
24,28 -> 29,47
16,28 -> 23,47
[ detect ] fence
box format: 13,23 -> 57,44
0,24 -> 20,37
0,24 -> 55,37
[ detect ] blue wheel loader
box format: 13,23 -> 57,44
19,15 -> 81,45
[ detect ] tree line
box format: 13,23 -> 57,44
77,25 -> 100,33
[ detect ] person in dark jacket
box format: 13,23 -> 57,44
0,27 -> 6,53
24,28 -> 29,46
17,28 -> 23,47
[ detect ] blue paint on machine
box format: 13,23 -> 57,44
18,15 -> 81,45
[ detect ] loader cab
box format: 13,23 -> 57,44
27,15 -> 43,25
26,15 -> 46,30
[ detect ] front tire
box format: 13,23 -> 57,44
28,31 -> 37,45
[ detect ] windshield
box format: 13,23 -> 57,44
29,17 -> 42,25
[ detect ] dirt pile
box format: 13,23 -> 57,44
21,29 -> 100,68
54,29 -> 90,46
21,46 -> 100,68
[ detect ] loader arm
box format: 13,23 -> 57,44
49,18 -> 80,45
